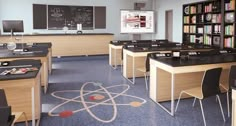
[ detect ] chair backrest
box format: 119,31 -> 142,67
229,65 -> 236,87
0,89 -> 13,126
0,106 -> 12,126
145,53 -> 159,72
0,89 -> 8,106
201,67 -> 222,98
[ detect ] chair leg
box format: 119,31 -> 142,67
216,95 -> 226,122
226,92 -> 230,118
175,91 -> 184,112
199,100 -> 206,126
22,112 -> 28,126
192,97 -> 196,107
12,112 -> 28,126
144,72 -> 148,91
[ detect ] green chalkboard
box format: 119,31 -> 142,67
48,5 -> 93,30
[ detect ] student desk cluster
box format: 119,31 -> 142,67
0,42 -> 52,126
109,40 -> 236,125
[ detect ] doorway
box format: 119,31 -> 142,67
165,10 -> 173,41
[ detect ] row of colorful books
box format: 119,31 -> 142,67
225,0 -> 235,11
224,37 -> 235,48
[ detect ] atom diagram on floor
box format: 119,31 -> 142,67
48,82 -> 147,123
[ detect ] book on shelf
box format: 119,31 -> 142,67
224,37 -> 234,48
197,4 -> 202,13
184,16 -> 189,24
204,3 -> 212,13
225,25 -> 234,35
198,27 -> 203,34
204,35 -> 212,45
190,6 -> 196,14
190,35 -> 196,43
190,25 -> 196,33
184,26 -> 189,33
225,0 -> 235,11
214,25 -> 221,34
204,25 -> 212,34
212,14 -> 221,23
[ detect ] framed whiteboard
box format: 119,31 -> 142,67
120,10 -> 155,33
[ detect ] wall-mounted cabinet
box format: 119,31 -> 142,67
183,0 -> 236,49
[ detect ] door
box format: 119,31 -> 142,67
165,10 -> 173,41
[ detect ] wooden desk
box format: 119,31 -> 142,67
122,46 -> 213,84
109,44 -> 123,69
0,50 -> 49,93
232,89 -> 236,126
0,42 -> 52,74
149,54 -> 236,116
0,60 -> 42,126
0,33 -> 114,57
30,43 -> 52,74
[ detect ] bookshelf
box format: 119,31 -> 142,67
183,0 -> 223,48
224,0 -> 235,48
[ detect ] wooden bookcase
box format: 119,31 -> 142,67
223,0 -> 235,48
183,0 -> 236,49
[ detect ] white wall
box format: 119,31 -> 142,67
0,0 -> 153,40
154,0 -> 202,42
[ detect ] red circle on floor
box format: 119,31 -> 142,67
59,110 -> 73,118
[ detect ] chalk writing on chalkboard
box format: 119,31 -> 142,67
48,5 -> 93,30
48,5 -> 68,29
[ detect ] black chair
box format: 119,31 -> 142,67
0,89 -> 28,126
0,89 -> 15,126
0,106 -> 15,126
175,67 -> 225,126
220,65 -> 236,117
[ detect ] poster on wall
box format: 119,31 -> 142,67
120,10 -> 155,33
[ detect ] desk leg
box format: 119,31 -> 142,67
110,47 -> 117,69
132,56 -> 135,84
43,62 -> 48,93
126,56 -> 135,84
171,73 -> 175,116
232,90 -> 236,126
153,69 -> 175,116
48,52 -> 52,74
114,48 -> 117,69
31,87 -> 35,126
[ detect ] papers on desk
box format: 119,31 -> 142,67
0,67 -> 38,75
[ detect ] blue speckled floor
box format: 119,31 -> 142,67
16,55 -> 231,126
